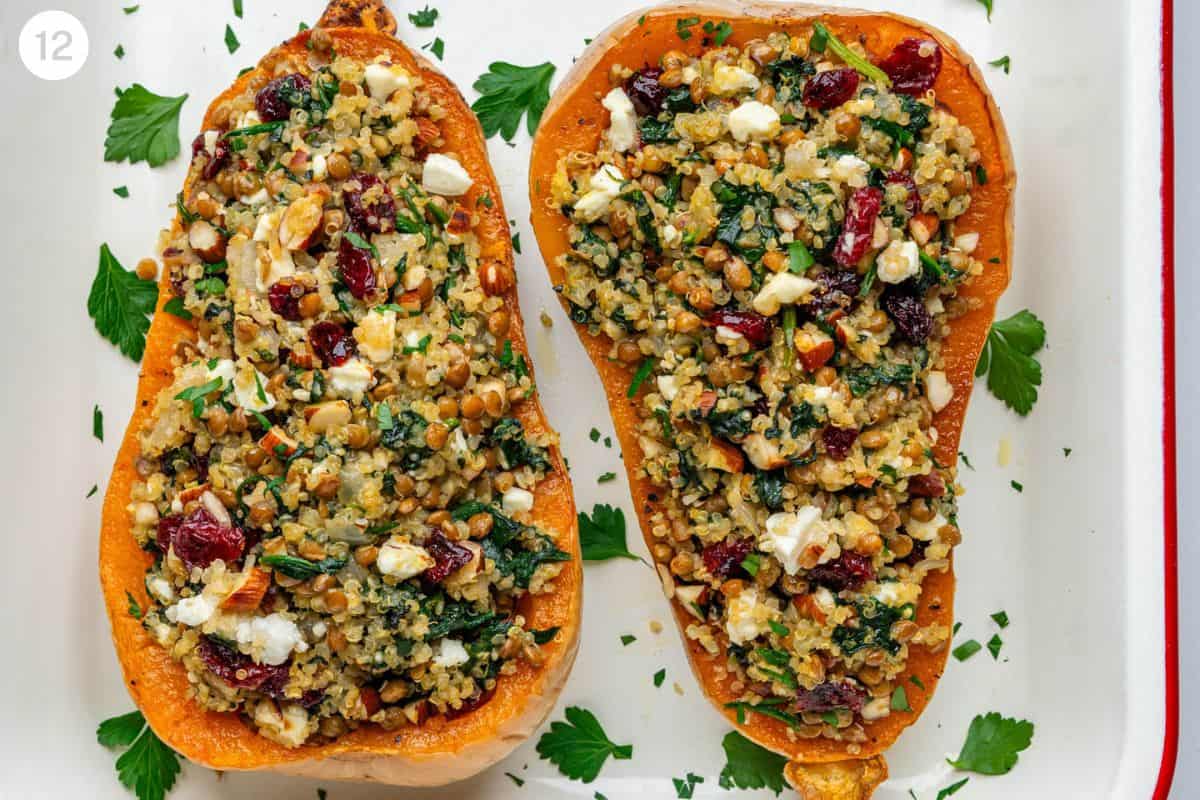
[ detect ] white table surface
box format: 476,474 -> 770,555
1169,2 -> 1195,798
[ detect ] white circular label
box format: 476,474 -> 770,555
19,10 -> 89,81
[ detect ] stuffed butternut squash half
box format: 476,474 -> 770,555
100,0 -> 580,785
528,2 -> 1012,796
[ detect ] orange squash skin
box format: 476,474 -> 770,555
100,2 -> 581,784
528,0 -> 1014,782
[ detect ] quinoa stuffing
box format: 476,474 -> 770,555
127,43 -> 568,748
548,26 -> 979,740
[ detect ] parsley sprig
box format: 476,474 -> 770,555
717,731 -> 787,795
975,309 -> 1046,415
97,710 -> 182,800
949,712 -> 1035,774
88,244 -> 159,361
578,503 -> 642,562
104,85 -> 188,167
471,62 -> 556,141
536,706 -> 632,783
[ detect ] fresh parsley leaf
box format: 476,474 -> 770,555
224,24 -> 240,53
1063,447 -> 1072,457
673,773 -> 704,798
717,731 -> 787,795
620,634 -> 636,646
506,772 -> 525,787
627,358 -> 654,397
975,309 -> 1045,415
113,185 -> 130,198
989,55 -> 1011,73
162,296 -> 192,320
707,21 -> 734,46
97,710 -> 182,800
891,685 -> 911,712
675,16 -> 700,40
532,626 -> 560,644
589,427 -> 601,442
578,503 -> 640,561
126,591 -> 142,619
1010,480 -> 1023,493
472,62 -> 556,141
535,706 -> 632,783
87,485 -> 99,498
93,405 -> 104,441
976,0 -> 994,20
952,639 -> 982,661
123,5 -> 139,13
991,610 -> 1009,628
937,778 -> 970,799
788,240 -> 814,273
105,85 -> 188,167
409,5 -> 438,27
653,668 -> 666,687
949,712 -> 1035,775
597,471 -> 617,483
233,0 -> 243,18
174,378 -> 222,419
88,244 -> 158,361
987,633 -> 1004,659
424,37 -> 445,60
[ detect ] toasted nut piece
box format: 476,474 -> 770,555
279,194 -> 325,250
479,260 -> 514,296
447,206 -> 472,235
793,593 -> 828,624
414,117 -> 441,149
304,400 -> 352,433
260,426 -> 298,458
742,433 -> 788,471
909,213 -> 939,246
188,219 -> 227,263
221,568 -> 271,612
795,329 -> 835,372
177,483 -> 211,505
703,438 -> 745,473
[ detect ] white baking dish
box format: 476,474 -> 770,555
0,0 -> 1174,797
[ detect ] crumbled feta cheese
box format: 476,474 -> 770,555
752,272 -> 817,315
876,240 -> 921,284
310,621 -> 327,639
377,537 -> 435,580
955,232 -> 979,254
601,88 -> 638,153
727,100 -> 781,143
206,358 -> 236,388
925,370 -> 954,412
328,359 -> 373,396
203,130 -> 220,153
232,362 -> 276,413
711,63 -> 761,96
762,507 -> 824,575
236,613 -> 309,665
831,154 -> 870,188
861,697 -> 892,721
662,224 -> 682,248
656,374 -> 684,402
147,577 -> 174,605
872,580 -> 921,607
906,511 -> 948,542
167,594 -> 217,627
725,587 -> 774,645
502,487 -> 535,515
431,638 -> 469,668
311,153 -> 328,181
251,208 -> 296,291
573,165 -> 625,222
253,701 -> 313,748
422,153 -> 473,196
364,62 -> 412,100
355,309 -> 397,363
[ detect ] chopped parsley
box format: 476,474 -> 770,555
93,405 -> 104,441
952,639 -> 982,662
113,185 -> 129,198
597,471 -> 617,483
589,427 -> 601,442
620,634 -> 636,646
162,296 -> 192,320
891,685 -> 912,712
975,309 -> 1046,415
1010,480 -> 1023,493
627,358 -> 655,397
987,634 -> 1004,659
126,591 -> 142,619
989,55 -> 1011,73
578,503 -> 640,561
949,712 -> 1035,775
105,84 -> 188,167
233,0 -> 243,18
937,778 -> 970,799
535,706 -> 632,783
653,668 -> 666,687
224,24 -> 240,54
675,16 -> 700,40
96,710 -> 181,800
88,244 -> 158,361
409,5 -> 438,27
87,485 -> 99,498
976,0 -> 994,20
471,62 -> 556,141
114,44 -> 125,59
505,772 -> 524,787
991,610 -> 1010,628
703,20 -> 734,45
673,773 -> 704,798
424,37 -> 445,61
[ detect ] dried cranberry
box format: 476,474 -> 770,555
191,133 -> 230,181
624,67 -> 667,116
158,507 -> 245,570
702,538 -> 753,579
833,187 -> 883,268
798,269 -> 861,317
423,532 -> 473,584
298,689 -> 325,708
821,426 -> 859,461
884,171 -> 920,216
795,680 -> 868,713
878,38 -> 943,96
881,290 -> 933,344
255,73 -> 312,121
802,68 -> 860,110
808,551 -> 875,591
267,280 -> 305,320
446,686 -> 496,719
337,236 -> 377,300
343,173 -> 396,235
901,538 -> 929,566
703,309 -> 775,348
908,472 -> 946,497
308,321 -> 356,366
197,637 -> 290,694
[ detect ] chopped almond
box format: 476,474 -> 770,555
793,593 -> 828,625
279,193 -> 325,251
479,260 -> 514,296
304,400 -> 352,433
221,568 -> 271,612
704,438 -> 745,473
177,483 -> 211,504
447,206 -> 472,235
909,213 -> 939,246
188,219 -> 227,263
794,329 -> 835,372
260,426 -> 298,457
